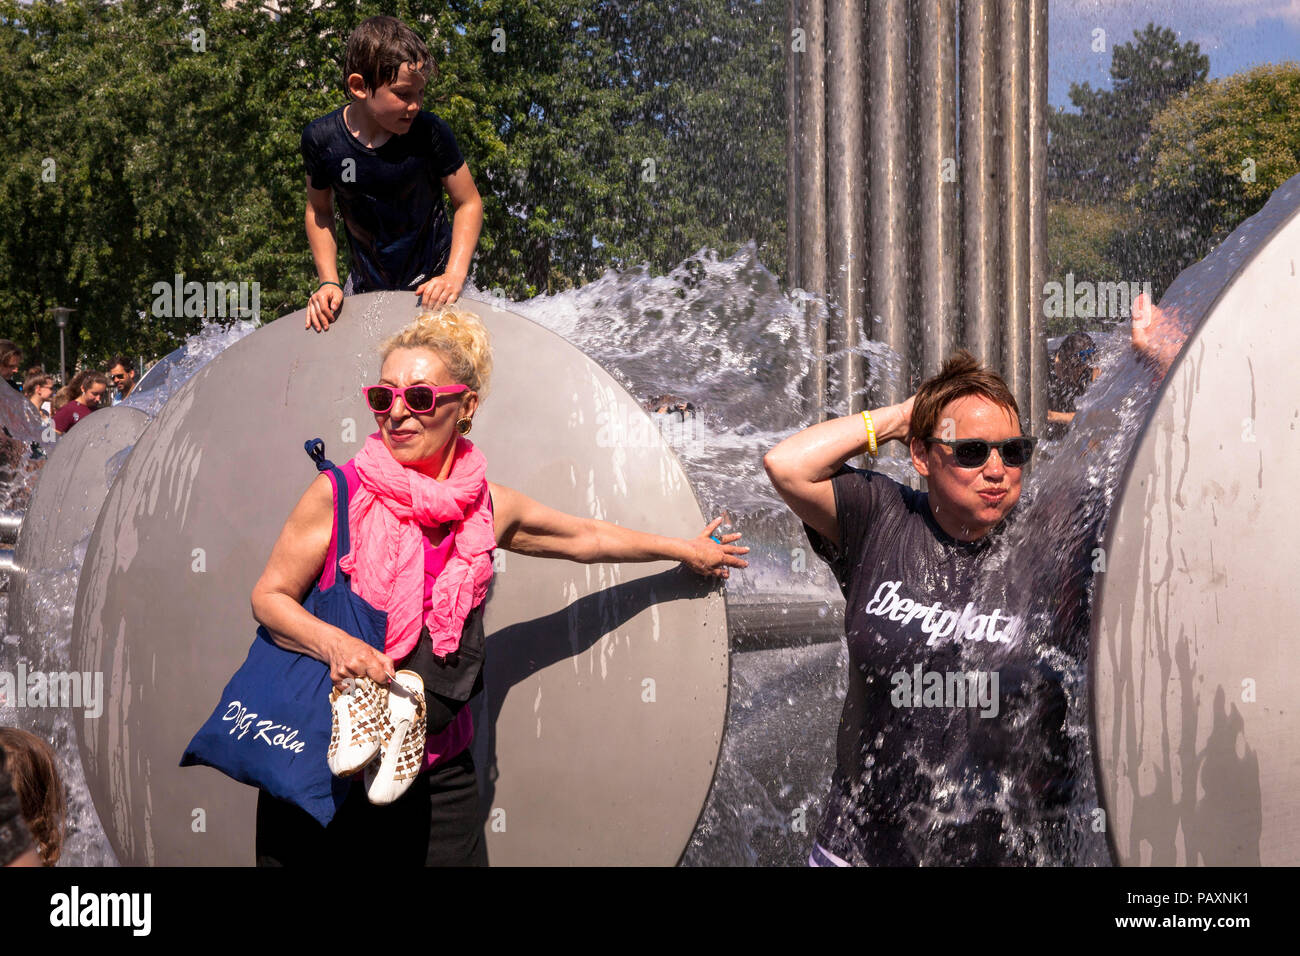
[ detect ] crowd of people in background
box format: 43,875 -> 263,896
1,338 -> 139,436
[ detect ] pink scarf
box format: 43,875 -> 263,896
339,431 -> 495,659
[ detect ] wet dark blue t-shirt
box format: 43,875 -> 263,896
803,467 -> 1072,866
301,107 -> 465,293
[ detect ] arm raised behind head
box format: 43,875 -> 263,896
763,397 -> 914,548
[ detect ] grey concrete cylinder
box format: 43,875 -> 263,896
1093,173 -> 1300,866
70,293 -> 728,865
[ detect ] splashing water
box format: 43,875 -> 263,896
5,246 -> 1181,866
1,320 -> 259,867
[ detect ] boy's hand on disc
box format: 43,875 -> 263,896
685,517 -> 749,579
306,284 -> 343,332
416,272 -> 465,309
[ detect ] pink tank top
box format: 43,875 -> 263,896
320,461 -> 474,770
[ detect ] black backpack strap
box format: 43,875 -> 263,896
304,438 -> 351,574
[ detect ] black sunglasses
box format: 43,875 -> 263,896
923,436 -> 1037,468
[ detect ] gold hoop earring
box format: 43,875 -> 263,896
456,417 -> 472,436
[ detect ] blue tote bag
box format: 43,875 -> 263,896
181,440 -> 388,826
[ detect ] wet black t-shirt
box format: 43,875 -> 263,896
301,107 -> 466,293
803,467 -> 1072,866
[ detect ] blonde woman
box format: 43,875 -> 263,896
251,308 -> 747,865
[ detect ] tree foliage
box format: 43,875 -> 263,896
0,0 -> 787,373
1045,23 -> 1214,306
1129,62 -> 1300,268
1048,23 -> 1208,205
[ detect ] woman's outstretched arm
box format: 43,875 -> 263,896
488,482 -> 748,579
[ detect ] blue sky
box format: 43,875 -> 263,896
1049,0 -> 1300,108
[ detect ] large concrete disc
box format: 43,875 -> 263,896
7,406 -> 149,660
71,292 -> 728,865
1093,173 -> 1300,865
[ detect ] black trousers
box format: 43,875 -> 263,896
255,749 -> 487,867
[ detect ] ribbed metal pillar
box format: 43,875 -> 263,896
1026,0 -> 1049,440
796,0 -> 829,419
868,0 -> 911,410
959,0 -> 1000,369
789,0 -> 1046,426
915,0 -> 959,382
826,0 -> 867,416
998,0 -> 1030,407
786,0 -> 802,292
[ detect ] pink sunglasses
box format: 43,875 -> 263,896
363,383 -> 468,414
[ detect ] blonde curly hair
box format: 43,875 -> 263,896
380,307 -> 493,397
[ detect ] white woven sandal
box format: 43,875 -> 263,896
327,677 -> 388,778
364,670 -> 427,805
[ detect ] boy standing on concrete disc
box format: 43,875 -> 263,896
301,16 -> 483,332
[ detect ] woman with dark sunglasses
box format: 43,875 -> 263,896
249,307 -> 747,866
764,294 -> 1189,867
765,349 -> 1042,866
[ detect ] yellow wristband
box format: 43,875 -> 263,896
861,410 -> 878,456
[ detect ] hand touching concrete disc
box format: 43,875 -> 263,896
71,293 -> 728,865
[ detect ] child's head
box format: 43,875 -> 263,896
0,728 -> 65,866
344,16 -> 434,102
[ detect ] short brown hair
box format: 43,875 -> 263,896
344,16 -> 434,97
0,728 -> 65,866
908,349 -> 1021,443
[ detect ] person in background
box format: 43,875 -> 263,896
0,728 -> 65,866
51,371 -> 86,415
0,340 -> 23,389
301,16 -> 483,332
109,356 -> 137,403
52,371 -> 109,435
23,372 -> 55,423
1045,332 -> 1100,440
0,745 -> 40,867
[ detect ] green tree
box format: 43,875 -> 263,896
0,0 -> 788,373
1122,61 -> 1300,290
1049,23 -> 1208,204
449,0 -> 787,297
1045,23 -> 1210,311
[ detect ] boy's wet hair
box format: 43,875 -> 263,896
908,349 -> 1021,444
344,15 -> 435,97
